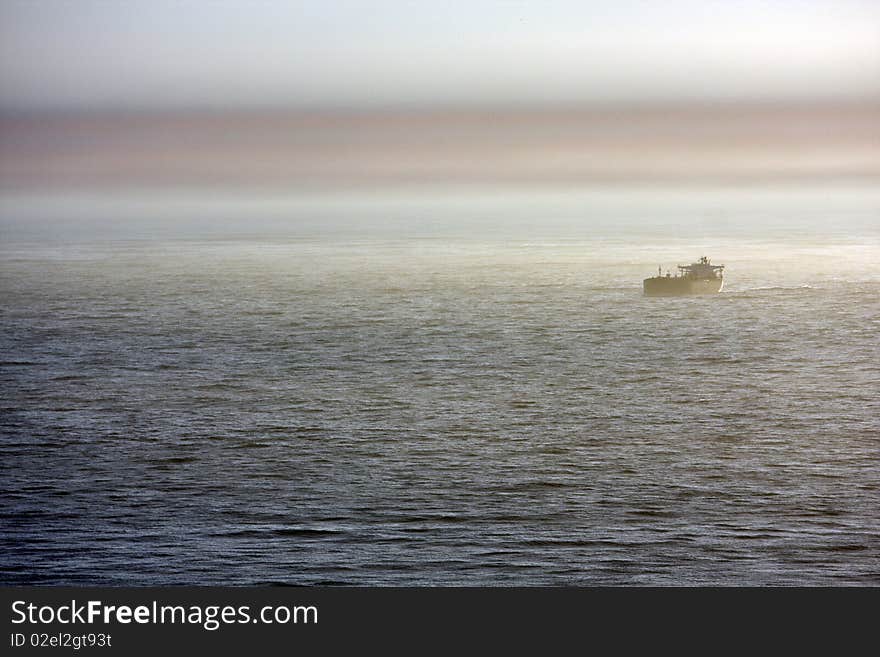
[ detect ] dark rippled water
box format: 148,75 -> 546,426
1,190 -> 879,585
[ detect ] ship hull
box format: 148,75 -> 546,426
643,276 -> 723,296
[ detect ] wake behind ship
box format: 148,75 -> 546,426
644,256 -> 724,296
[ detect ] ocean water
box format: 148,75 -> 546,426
1,188 -> 879,585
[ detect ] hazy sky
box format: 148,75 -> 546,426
1,0 -> 879,109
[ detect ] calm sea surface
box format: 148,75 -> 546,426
1,188 -> 879,585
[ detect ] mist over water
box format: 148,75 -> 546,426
1,187 -> 878,585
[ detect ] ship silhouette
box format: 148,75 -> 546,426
643,256 -> 724,296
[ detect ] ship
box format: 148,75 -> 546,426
643,256 -> 724,296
